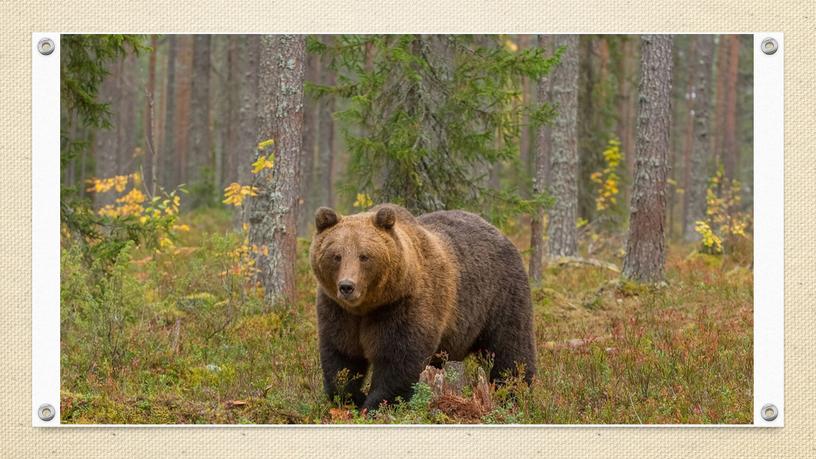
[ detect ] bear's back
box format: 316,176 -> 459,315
417,210 -> 530,359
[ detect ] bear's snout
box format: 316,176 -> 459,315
338,279 -> 356,297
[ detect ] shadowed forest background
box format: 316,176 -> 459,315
60,34 -> 754,424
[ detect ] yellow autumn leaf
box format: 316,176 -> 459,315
251,155 -> 275,174
257,138 -> 275,150
223,182 -> 258,207
352,193 -> 374,209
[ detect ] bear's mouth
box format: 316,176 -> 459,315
337,292 -> 362,306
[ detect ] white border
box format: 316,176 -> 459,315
752,32 -> 784,427
32,32 -> 61,427
32,33 -> 783,427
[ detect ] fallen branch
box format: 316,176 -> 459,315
548,256 -> 621,273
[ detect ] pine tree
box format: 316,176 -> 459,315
317,35 -> 336,209
683,35 -> 714,241
188,34 -> 212,205
311,35 -> 556,221
248,35 -> 307,306
547,35 -> 580,257
529,34 -> 554,283
622,35 -> 673,282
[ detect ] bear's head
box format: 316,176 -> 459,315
309,204 -> 412,315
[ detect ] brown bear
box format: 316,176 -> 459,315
309,203 -> 535,411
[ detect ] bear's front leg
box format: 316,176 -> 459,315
320,343 -> 368,408
362,355 -> 427,412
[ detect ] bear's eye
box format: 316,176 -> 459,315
359,254 -> 370,262
332,254 -> 342,263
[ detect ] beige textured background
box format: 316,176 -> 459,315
1,1 -> 813,457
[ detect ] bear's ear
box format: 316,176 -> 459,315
374,207 -> 396,230
315,207 -> 340,233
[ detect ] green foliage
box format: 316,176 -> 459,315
308,35 -> 559,222
408,382 -> 434,411
61,34 -> 146,167
60,34 -> 149,264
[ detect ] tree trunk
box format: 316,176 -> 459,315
163,35 -> 178,189
547,35 -> 579,258
174,35 -> 194,187
713,36 -> 727,169
618,37 -> 638,201
529,34 -> 553,282
518,34 -> 532,194
156,37 -> 168,182
237,35 -> 261,188
118,53 -> 140,175
93,59 -> 123,208
249,35 -> 307,307
223,35 -> 242,189
622,35 -> 673,283
680,39 -> 695,240
317,35 -> 336,209
299,49 -> 320,235
212,36 -> 225,194
188,34 -> 212,204
683,35 -> 714,241
145,35 -> 159,196
722,34 -> 740,181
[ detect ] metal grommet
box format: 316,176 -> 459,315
37,37 -> 55,56
761,37 -> 778,55
760,403 -> 778,421
38,403 -> 56,421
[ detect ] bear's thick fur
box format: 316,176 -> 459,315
309,203 -> 535,411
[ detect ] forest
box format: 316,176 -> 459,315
60,34 -> 754,424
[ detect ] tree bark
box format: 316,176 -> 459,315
618,37 -> 638,201
162,35 -> 178,189
547,35 -> 579,258
518,34 -> 532,193
722,34 -> 740,181
174,35 -> 194,187
237,35 -> 261,188
249,35 -> 307,307
188,34 -> 212,202
93,58 -> 123,208
317,35 -> 336,209
156,37 -> 168,181
299,49 -> 320,235
117,53 -> 138,175
529,34 -> 553,283
223,35 -> 242,189
622,35 -> 673,283
712,36 -> 727,169
145,35 -> 159,196
683,35 -> 714,241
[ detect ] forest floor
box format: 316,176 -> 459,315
60,209 -> 753,424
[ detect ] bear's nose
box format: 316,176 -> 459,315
338,280 -> 355,297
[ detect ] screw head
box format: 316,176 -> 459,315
37,37 -> 55,56
37,403 -> 56,421
760,403 -> 779,422
761,37 -> 778,55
